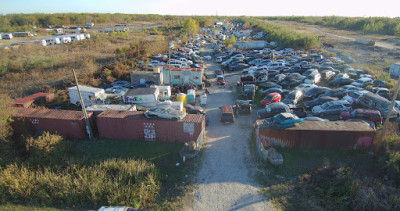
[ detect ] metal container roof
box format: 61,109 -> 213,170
68,85 -> 104,93
97,110 -> 204,123
14,108 -> 91,120
256,120 -> 374,132
125,88 -> 157,96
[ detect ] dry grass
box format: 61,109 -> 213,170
0,30 -> 167,98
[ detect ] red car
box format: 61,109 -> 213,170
260,92 -> 281,106
217,75 -> 226,86
340,109 -> 383,124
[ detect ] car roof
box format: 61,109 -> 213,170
354,109 -> 381,115
268,92 -> 281,97
221,105 -> 233,113
268,102 -> 289,109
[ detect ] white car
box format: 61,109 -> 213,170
304,73 -> 321,84
335,73 -> 350,79
203,55 -> 212,60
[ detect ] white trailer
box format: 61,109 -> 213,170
124,87 -> 159,107
2,33 -> 13,39
150,85 -> 171,100
58,36 -> 72,44
68,85 -> 107,107
69,34 -> 81,41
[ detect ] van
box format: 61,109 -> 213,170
358,93 -> 399,119
220,105 -> 235,123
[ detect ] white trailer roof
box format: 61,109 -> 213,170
68,85 -> 104,93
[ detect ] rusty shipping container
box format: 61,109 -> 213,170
12,108 -> 93,139
13,92 -> 55,108
96,110 -> 205,144
255,120 -> 375,150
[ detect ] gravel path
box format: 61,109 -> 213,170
189,44 -> 275,211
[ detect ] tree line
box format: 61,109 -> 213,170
0,13 -> 217,32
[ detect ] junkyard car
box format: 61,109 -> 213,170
261,93 -> 281,106
145,107 -> 187,120
184,104 -> 205,114
257,102 -> 290,119
263,112 -> 304,129
312,100 -> 351,117
234,100 -> 252,114
220,105 -> 235,123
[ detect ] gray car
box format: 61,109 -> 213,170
312,100 -> 351,117
145,107 -> 187,120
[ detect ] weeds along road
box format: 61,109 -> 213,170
189,44 -> 275,211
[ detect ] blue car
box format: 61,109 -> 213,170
263,112 -> 304,129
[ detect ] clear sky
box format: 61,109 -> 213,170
1,0 -> 399,17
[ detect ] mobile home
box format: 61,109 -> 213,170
68,85 -> 107,107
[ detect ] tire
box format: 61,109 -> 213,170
320,113 -> 325,118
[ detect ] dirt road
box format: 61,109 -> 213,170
189,44 -> 275,211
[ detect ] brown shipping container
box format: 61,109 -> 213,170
13,92 -> 55,108
96,110 -> 205,143
12,108 -> 92,139
255,120 -> 375,150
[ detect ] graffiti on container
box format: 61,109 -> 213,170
183,122 -> 194,135
31,119 -> 39,125
144,122 -> 156,140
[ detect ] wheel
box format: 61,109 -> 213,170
320,113 -> 325,118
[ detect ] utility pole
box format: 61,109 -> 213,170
168,41 -> 172,85
72,69 -> 94,140
374,71 -> 400,157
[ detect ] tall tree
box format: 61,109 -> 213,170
181,18 -> 199,37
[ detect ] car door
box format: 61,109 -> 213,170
329,104 -> 343,115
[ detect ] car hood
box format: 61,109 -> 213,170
312,106 -> 323,113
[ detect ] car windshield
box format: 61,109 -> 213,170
264,95 -> 273,100
166,107 -> 175,113
273,114 -> 287,123
217,76 -> 224,80
287,93 -> 295,99
349,92 -> 360,98
321,103 -> 330,109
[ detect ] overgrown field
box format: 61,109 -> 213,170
0,30 -> 169,98
259,133 -> 400,210
0,131 -> 187,209
266,16 -> 400,36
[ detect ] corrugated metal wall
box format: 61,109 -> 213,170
255,120 -> 375,150
12,108 -> 92,139
96,110 -> 205,143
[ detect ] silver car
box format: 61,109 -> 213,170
312,100 -> 351,117
145,107 -> 187,120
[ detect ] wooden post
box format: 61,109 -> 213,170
72,69 -> 94,140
